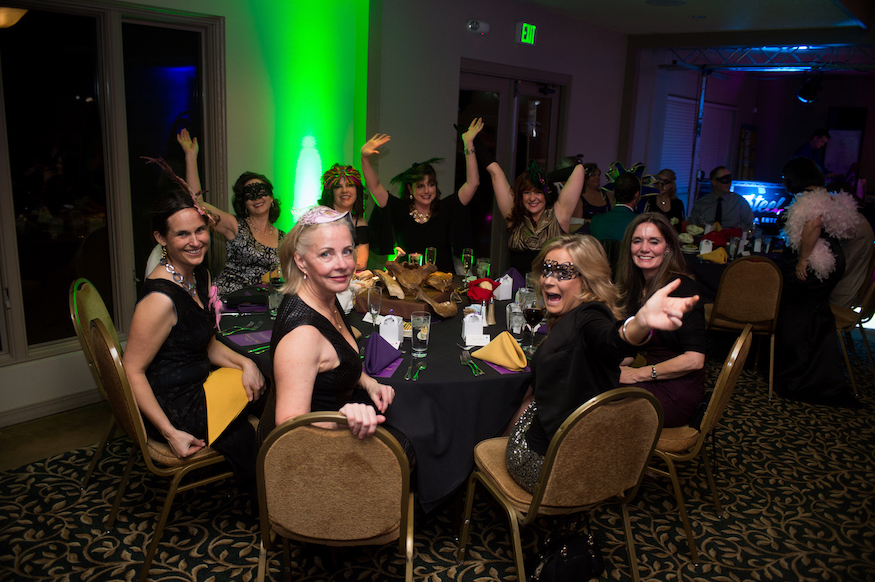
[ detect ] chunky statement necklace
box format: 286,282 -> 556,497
247,217 -> 275,236
410,208 -> 430,224
160,257 -> 197,297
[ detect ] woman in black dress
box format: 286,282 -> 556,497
318,164 -> 370,271
774,157 -> 861,406
645,169 -> 685,230
360,119 -> 483,273
123,188 -> 266,486
505,234 -> 699,492
615,213 -> 706,428
260,206 -> 397,441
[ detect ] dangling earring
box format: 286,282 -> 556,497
664,251 -> 669,256
161,245 -> 168,260
303,273 -> 308,280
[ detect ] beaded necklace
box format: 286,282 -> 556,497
160,257 -> 197,297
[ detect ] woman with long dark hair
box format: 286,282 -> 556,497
318,163 -> 370,270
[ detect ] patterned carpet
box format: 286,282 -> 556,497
2,333 -> 874,582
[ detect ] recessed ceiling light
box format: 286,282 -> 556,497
646,0 -> 686,6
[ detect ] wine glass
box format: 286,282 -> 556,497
462,248 -> 474,279
521,292 -> 545,355
367,284 -> 383,335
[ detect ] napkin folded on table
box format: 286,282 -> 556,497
364,332 -> 402,376
203,367 -> 249,445
504,267 -> 526,294
473,331 -> 527,372
698,247 -> 728,264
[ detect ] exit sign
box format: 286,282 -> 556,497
516,22 -> 536,45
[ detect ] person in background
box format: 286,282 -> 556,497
793,128 -> 835,178
177,129 -> 286,297
688,166 -> 754,229
360,119 -> 484,273
318,164 -> 370,271
645,169 -> 685,231
483,157 -> 585,275
504,233 -> 698,492
569,163 -> 613,231
590,172 -> 640,242
774,157 -> 860,407
615,213 -> 706,427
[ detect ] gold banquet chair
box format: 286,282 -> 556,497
649,324 -> 753,563
89,319 -> 234,582
704,256 -> 781,399
831,277 -> 875,394
256,412 -> 414,582
69,278 -> 123,488
456,387 -> 663,582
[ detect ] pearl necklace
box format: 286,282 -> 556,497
160,257 -> 197,297
247,218 -> 274,237
410,208 -> 430,224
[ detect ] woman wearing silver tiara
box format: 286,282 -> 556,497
177,129 -> 286,296
124,182 -> 265,494
259,206 -> 412,462
360,119 -> 483,273
504,234 -> 697,492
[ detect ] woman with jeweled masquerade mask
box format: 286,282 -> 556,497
504,233 -> 698,492
360,118 -> 484,273
482,156 -> 586,275
177,129 -> 285,297
124,186 -> 265,497
318,163 -> 370,271
614,213 -> 705,428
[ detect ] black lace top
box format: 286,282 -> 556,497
260,294 -> 362,437
214,217 -> 286,297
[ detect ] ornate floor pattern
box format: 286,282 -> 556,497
2,334 -> 874,581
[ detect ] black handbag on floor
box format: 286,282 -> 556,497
528,515 -> 604,582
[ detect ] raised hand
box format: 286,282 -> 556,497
461,117 -> 484,145
176,128 -> 199,157
361,133 -> 391,158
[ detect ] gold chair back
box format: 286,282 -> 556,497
709,257 -> 782,329
69,278 -> 122,392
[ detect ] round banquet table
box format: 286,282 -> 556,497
218,285 -> 531,513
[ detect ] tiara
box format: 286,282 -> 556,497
293,205 -> 350,226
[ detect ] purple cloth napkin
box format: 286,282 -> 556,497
227,330 -> 272,346
364,333 -> 402,376
504,268 -> 526,293
227,303 -> 268,313
372,357 -> 403,378
484,361 -> 531,375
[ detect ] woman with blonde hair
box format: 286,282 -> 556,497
505,233 -> 699,492
644,169 -> 685,230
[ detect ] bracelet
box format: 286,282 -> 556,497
621,316 -> 652,346
464,146 -> 475,155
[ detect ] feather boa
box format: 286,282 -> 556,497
781,187 -> 861,281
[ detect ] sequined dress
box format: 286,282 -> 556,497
214,217 -> 285,296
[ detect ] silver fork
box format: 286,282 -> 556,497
460,350 -> 484,376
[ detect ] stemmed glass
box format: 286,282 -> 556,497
462,248 -> 474,280
521,291 -> 545,355
367,284 -> 383,335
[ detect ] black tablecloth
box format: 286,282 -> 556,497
219,286 -> 531,513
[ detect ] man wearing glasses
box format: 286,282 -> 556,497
688,166 -> 753,229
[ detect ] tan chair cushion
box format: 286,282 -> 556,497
656,425 -> 700,453
475,438 -> 534,511
146,439 -> 223,466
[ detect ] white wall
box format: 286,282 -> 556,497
372,0 -> 628,189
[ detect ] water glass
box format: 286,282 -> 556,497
506,302 -> 524,337
728,237 -> 739,258
411,311 -> 430,358
367,284 -> 383,334
268,290 -> 283,318
476,257 -> 491,278
425,247 -> 437,265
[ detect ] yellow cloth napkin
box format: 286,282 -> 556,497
260,268 -> 281,283
203,367 -> 249,444
698,247 -> 728,264
472,331 -> 528,371
711,222 -> 722,231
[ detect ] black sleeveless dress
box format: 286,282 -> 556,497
260,294 -> 415,466
139,275 -> 257,488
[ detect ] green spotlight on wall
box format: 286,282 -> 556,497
294,135 -> 323,208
